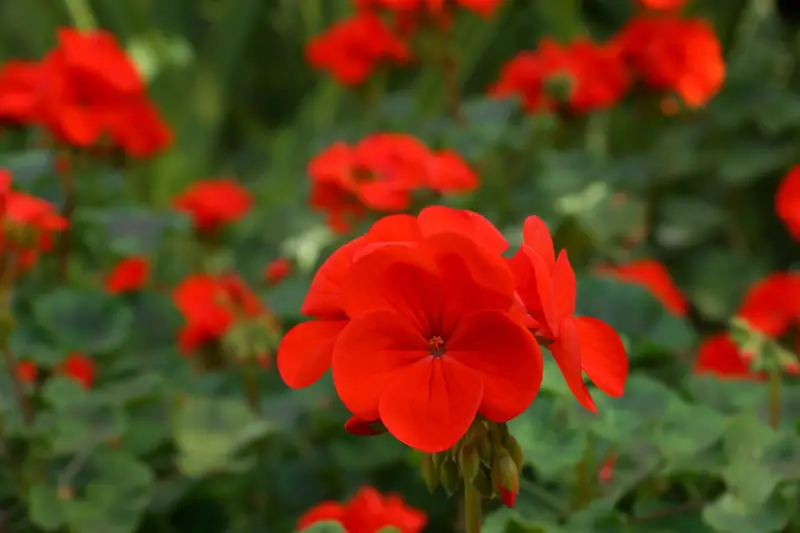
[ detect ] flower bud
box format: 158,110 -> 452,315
503,434 -> 524,470
491,449 -> 519,508
458,443 -> 481,482
421,454 -> 439,493
470,466 -> 494,498
440,458 -> 461,497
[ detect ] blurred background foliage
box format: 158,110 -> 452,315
1,0 -> 800,532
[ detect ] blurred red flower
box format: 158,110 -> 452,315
297,486 -> 427,533
264,258 -> 292,285
63,353 -> 96,389
736,272 -> 800,339
509,216 -> 628,413
597,259 -> 688,316
306,13 -> 411,86
616,15 -> 725,107
694,333 -> 761,380
173,179 -> 253,234
106,257 -> 149,294
17,360 -> 37,384
637,0 -> 687,10
776,165 -> 800,241
308,134 -> 477,232
490,38 -> 630,114
0,29 -> 171,157
173,273 -> 263,354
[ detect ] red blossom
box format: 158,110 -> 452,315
616,15 -> 725,107
264,258 -> 292,285
106,256 -> 149,294
62,353 -> 96,389
596,259 -> 688,316
776,164 -> 800,241
17,360 -> 37,384
172,179 -> 253,234
694,333 -> 761,380
306,13 -> 411,86
736,272 -> 800,339
489,38 -> 630,114
509,216 -> 628,413
297,486 -> 427,533
0,29 -> 171,157
308,134 -> 478,232
173,273 -> 263,354
637,0 -> 687,10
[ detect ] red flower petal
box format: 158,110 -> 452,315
550,317 -> 597,412
508,244 -> 559,337
522,215 -> 555,268
364,213 -> 421,243
344,416 -> 388,436
379,356 -> 484,453
332,309 -> 428,420
302,237 -> 364,317
574,316 -> 628,397
417,205 -> 508,255
553,250 -> 577,320
340,246 -> 442,328
277,319 -> 347,389
447,309 -> 543,421
418,232 -> 515,314
694,333 -> 758,380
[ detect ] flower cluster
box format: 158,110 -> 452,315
298,485 -> 426,533
492,9 -> 725,113
0,28 -> 171,158
278,206 -> 628,457
308,133 -> 478,232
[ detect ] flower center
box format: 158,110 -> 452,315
428,335 -> 446,356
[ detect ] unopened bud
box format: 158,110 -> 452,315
470,466 -> 494,498
421,454 -> 439,493
478,437 -> 492,466
504,434 -> 524,470
491,449 -> 519,508
458,444 -> 481,482
432,451 -> 447,469
440,458 -> 461,497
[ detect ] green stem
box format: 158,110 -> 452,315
464,481 -> 482,533
768,368 -> 781,429
63,0 -> 98,30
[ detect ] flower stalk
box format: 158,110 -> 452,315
463,479 -> 482,533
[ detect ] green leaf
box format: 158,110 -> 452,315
722,457 -> 779,505
173,395 -> 276,478
654,399 -> 726,462
44,381 -> 128,455
722,414 -> 779,461
656,196 -> 725,248
62,449 -> 155,533
591,375 -> 678,442
28,484 -> 64,531
702,492 -> 791,533
684,376 -> 765,415
297,521 -> 346,533
509,396 -> 586,480
33,288 -> 134,354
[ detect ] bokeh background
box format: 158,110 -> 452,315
1,0 -> 800,532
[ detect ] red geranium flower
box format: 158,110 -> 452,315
736,272 -> 800,339
308,134 -> 479,233
17,360 -> 37,384
63,353 -> 96,389
0,61 -> 45,125
306,13 -> 411,86
278,206 -> 508,393
297,486 -> 427,533
596,259 -> 688,316
509,216 -> 628,413
694,333 -> 761,380
173,273 -> 263,354
173,179 -> 252,234
106,256 -> 149,294
776,165 -> 800,241
616,15 -> 725,107
490,38 -> 630,114
264,258 -> 292,285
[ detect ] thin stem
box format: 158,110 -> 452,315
0,257 -> 31,426
63,0 -> 98,31
463,481 -> 482,533
57,165 -> 77,281
768,369 -> 781,429
439,33 -> 464,122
